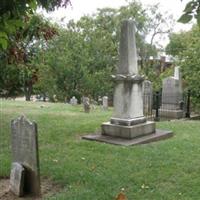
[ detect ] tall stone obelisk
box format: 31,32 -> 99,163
101,20 -> 155,139
82,19 -> 173,145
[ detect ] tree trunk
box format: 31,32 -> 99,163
24,82 -> 32,101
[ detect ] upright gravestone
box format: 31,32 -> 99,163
82,96 -> 90,113
70,96 -> 78,105
160,66 -> 184,119
82,20 -> 173,145
10,115 -> 41,197
102,96 -> 108,110
98,96 -> 102,105
143,80 -> 153,116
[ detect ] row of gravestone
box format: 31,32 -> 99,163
70,96 -> 109,112
69,68 -> 183,117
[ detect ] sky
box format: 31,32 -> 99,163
39,0 -> 193,47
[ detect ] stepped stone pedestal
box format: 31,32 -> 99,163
82,20 -> 172,146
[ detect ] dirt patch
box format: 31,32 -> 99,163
0,177 -> 63,200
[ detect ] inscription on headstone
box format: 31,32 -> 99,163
10,115 -> 41,197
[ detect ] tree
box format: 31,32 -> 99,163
165,32 -> 189,57
0,14 -> 58,100
35,1 -> 151,101
34,1 -> 174,101
147,4 -> 174,48
166,25 -> 200,108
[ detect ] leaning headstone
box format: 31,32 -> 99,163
160,66 -> 184,119
10,115 -> 41,197
10,162 -> 25,196
102,96 -> 108,110
82,20 -> 173,145
82,96 -> 90,113
143,80 -> 153,116
70,96 -> 78,105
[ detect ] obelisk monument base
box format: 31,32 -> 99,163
101,120 -> 155,139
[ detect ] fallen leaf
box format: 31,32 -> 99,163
116,192 -> 127,200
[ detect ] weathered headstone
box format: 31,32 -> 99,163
143,80 -> 153,116
160,66 -> 184,118
82,96 -> 90,113
70,96 -> 78,105
102,96 -> 108,110
83,20 -> 173,145
98,96 -> 102,105
10,115 -> 41,197
10,162 -> 25,196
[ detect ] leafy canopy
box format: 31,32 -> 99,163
0,0 -> 70,49
178,0 -> 200,25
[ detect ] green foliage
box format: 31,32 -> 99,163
35,2 -> 173,101
141,61 -> 174,92
35,1 -> 150,101
1,1 -> 175,101
0,0 -> 70,50
0,14 -> 57,100
165,33 -> 189,57
178,0 -> 200,25
0,63 -> 22,97
166,25 -> 200,109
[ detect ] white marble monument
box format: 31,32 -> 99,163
101,20 -> 155,139
82,20 -> 173,145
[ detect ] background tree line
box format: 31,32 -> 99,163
0,0 -> 175,102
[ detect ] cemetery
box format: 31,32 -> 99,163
1,0 -> 200,199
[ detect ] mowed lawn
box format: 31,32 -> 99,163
1,100 -> 200,200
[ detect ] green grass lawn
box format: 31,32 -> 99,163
1,100 -> 200,200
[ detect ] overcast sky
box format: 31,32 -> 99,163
39,0 -> 193,47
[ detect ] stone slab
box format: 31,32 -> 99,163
10,162 -> 25,197
110,116 -> 146,126
101,121 -> 155,139
82,129 -> 173,146
159,109 -> 184,119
